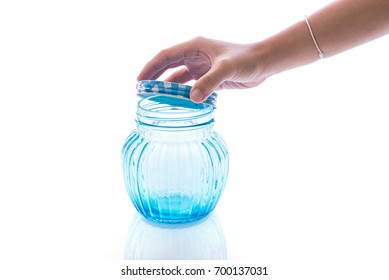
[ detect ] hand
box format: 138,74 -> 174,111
137,36 -> 268,103
137,1 -> 389,103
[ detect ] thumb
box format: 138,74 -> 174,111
190,65 -> 229,103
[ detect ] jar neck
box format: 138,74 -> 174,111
137,120 -> 214,133
136,96 -> 215,130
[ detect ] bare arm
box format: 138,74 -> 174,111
137,0 -> 389,102
264,0 -> 389,76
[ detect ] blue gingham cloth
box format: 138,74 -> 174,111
136,80 -> 217,108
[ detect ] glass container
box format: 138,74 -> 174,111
122,93 -> 229,224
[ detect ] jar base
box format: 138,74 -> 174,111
134,194 -> 216,224
140,211 -> 212,224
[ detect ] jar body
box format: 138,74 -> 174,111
122,95 -> 228,223
122,123 -> 228,223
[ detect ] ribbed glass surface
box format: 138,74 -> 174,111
122,96 -> 229,224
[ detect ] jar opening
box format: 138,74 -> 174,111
137,96 -> 214,128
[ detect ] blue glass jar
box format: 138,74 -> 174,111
122,93 -> 229,224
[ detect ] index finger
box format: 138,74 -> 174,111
137,41 -> 191,81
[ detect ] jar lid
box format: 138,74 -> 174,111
136,80 -> 217,108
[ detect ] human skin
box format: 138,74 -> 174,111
137,0 -> 389,102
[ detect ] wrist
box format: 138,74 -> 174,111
253,20 -> 321,79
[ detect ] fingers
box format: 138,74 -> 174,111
137,37 -> 234,103
164,67 -> 193,84
190,60 -> 232,102
137,42 -> 190,81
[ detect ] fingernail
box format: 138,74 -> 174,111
191,89 -> 203,103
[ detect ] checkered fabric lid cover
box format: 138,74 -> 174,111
136,80 -> 217,108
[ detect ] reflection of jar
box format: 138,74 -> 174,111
122,93 -> 229,224
124,212 -> 227,259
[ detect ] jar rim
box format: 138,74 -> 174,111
138,95 -> 213,119
137,96 -> 214,127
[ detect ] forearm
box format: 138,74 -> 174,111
259,0 -> 389,77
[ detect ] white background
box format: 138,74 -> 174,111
1,0 -> 389,279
